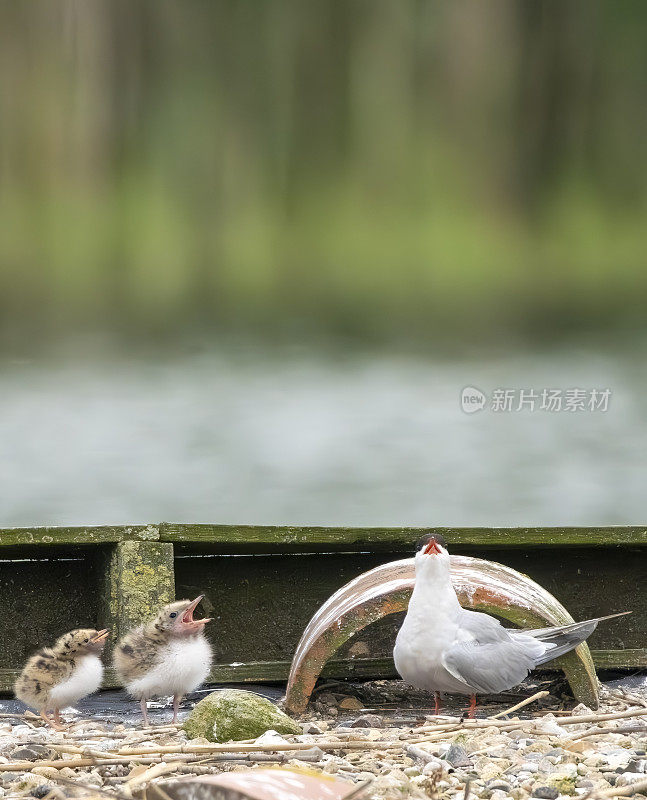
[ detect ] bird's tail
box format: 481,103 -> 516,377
515,611 -> 631,665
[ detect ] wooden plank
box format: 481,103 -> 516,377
0,551 -> 101,673
0,525 -> 160,548
0,524 -> 645,549
211,649 -> 647,682
3,649 -> 646,694
162,524 -> 647,550
590,649 -> 647,669
175,549 -> 644,669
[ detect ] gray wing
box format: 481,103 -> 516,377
456,608 -> 511,642
442,639 -> 541,694
442,608 -> 546,694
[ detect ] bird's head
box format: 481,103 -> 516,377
414,534 -> 450,577
154,596 -> 211,637
52,628 -> 109,658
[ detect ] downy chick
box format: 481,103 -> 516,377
113,596 -> 212,725
14,628 -> 109,729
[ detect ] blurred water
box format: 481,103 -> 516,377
1,341 -> 646,528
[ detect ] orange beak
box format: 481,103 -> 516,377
91,629 -> 110,643
423,538 -> 442,555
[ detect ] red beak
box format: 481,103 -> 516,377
423,538 -> 442,555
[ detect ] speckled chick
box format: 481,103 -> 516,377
113,595 -> 212,725
14,628 -> 109,729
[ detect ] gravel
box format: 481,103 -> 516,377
0,683 -> 645,798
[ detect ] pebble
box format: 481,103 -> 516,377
0,686 -> 644,799
349,714 -> 383,728
8,746 -> 57,762
290,746 -> 324,762
301,722 -> 323,735
0,773 -> 22,787
29,785 -> 55,799
615,772 -> 646,787
445,743 -> 471,767
30,767 -> 61,781
486,780 -> 512,793
531,787 -> 559,799
406,744 -> 442,765
422,758 -> 445,775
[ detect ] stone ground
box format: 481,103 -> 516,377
0,674 -> 646,799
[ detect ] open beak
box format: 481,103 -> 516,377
91,629 -> 110,643
423,538 -> 442,556
182,595 -> 212,626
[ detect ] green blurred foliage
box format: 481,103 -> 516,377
1,0 -> 647,344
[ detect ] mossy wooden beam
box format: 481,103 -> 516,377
99,540 -> 175,648
0,525 -> 160,547
2,649 -> 646,693
162,524 -> 647,550
207,649 -> 647,684
1,524 -> 645,549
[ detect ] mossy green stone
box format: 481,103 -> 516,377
547,776 -> 577,796
183,689 -> 301,743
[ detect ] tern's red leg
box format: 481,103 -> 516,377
434,692 -> 441,715
468,694 -> 477,718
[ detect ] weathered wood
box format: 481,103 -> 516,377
163,524 -> 647,550
0,525 -> 645,694
0,525 -> 160,548
99,540 -> 175,648
2,649 -> 645,693
1,524 -> 645,549
175,548 -> 642,668
590,649 -> 647,669
0,550 -> 101,673
204,648 -> 647,681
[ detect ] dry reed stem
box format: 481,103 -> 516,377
598,776 -> 647,797
122,762 -> 181,796
489,691 -> 550,719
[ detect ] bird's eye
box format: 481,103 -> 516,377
169,612 -> 178,619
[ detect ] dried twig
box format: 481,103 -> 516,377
598,776 -> 647,797
489,690 -> 549,719
122,762 -> 181,796
0,753 -> 231,772
569,724 -> 647,742
414,705 -> 647,738
46,773 -> 132,800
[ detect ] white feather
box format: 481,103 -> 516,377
49,655 -> 104,709
394,549 -> 469,693
394,546 -> 549,695
125,635 -> 212,699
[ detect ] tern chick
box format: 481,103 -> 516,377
14,628 -> 109,729
113,595 -> 212,725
